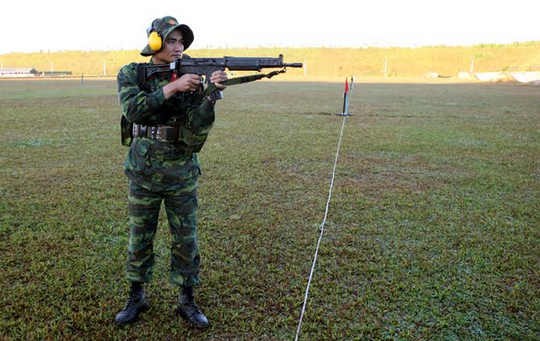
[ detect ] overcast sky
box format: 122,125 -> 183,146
1,0 -> 538,54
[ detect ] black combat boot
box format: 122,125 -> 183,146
177,286 -> 209,329
115,282 -> 149,325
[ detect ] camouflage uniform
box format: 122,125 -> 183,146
117,60 -> 216,287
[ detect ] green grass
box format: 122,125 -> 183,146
0,79 -> 538,339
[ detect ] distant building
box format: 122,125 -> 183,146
40,70 -> 73,77
0,67 -> 72,78
0,68 -> 38,77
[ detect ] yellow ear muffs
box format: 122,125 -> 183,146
148,31 -> 162,51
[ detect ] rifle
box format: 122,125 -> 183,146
138,54 -> 303,87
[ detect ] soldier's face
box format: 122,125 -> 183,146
154,29 -> 184,64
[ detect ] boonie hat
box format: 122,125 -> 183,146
140,16 -> 194,56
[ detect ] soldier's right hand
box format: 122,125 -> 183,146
175,74 -> 202,92
163,74 -> 202,99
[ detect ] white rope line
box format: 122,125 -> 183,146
295,115 -> 348,341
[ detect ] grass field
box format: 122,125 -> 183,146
0,78 -> 538,339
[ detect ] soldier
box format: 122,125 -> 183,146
115,16 -> 227,328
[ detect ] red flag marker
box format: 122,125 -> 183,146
341,77 -> 349,115
337,76 -> 355,116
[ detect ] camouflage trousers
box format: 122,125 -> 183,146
126,179 -> 200,287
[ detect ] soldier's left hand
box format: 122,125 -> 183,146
210,70 -> 228,90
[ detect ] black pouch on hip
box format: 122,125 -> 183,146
121,115 -> 133,146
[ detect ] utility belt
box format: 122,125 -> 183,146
132,123 -> 180,143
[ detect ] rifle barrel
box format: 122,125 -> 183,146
284,63 -> 303,68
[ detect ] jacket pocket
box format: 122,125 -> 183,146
126,140 -> 153,176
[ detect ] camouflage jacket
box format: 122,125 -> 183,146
117,61 -> 216,191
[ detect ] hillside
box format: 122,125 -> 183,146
1,42 -> 539,80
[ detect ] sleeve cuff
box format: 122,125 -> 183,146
146,88 -> 166,110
